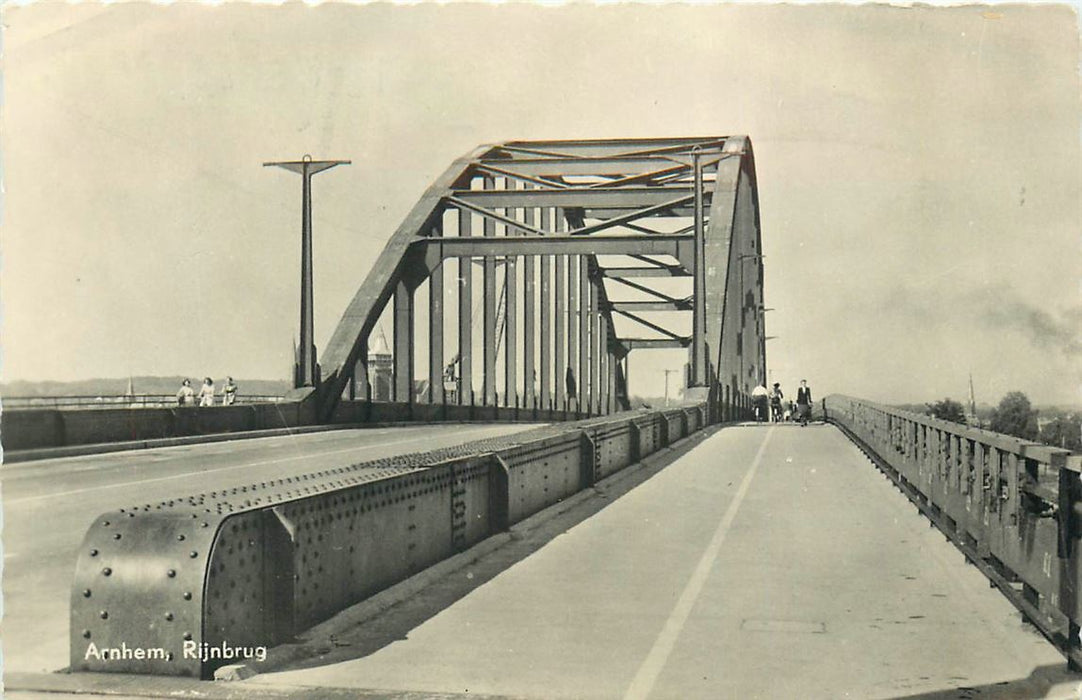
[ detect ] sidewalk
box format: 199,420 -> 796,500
242,423 -> 1076,699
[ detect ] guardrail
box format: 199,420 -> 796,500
825,394 -> 1082,667
69,403 -> 709,678
2,394 -> 285,410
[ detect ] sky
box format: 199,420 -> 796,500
2,2 -> 1080,406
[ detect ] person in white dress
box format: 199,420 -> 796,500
198,377 -> 216,406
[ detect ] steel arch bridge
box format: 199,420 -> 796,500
304,136 -> 767,423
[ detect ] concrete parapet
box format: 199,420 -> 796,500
3,400 -> 585,456
2,404 -> 303,453
826,394 -> 1082,668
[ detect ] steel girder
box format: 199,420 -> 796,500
309,137 -> 765,422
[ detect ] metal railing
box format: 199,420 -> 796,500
825,394 -> 1082,667
1,394 -> 286,410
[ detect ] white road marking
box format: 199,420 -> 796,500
623,426 -> 776,700
6,426 -> 508,507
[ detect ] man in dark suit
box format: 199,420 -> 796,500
796,379 -> 812,426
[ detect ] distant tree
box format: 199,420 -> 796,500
1040,415 -> 1082,451
989,391 -> 1039,440
926,398 -> 966,424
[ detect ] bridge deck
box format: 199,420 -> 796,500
250,424 -> 1075,699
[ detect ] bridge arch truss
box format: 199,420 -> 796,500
312,136 -> 766,422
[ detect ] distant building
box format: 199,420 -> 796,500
368,332 -> 393,401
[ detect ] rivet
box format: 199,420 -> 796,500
83,589 -> 92,598
167,569 -> 176,578
102,521 -> 110,527
82,630 -> 91,639
177,534 -> 186,541
183,632 -> 192,641
89,549 -> 99,557
102,568 -> 112,576
164,612 -> 174,621
183,591 -> 192,600
113,533 -> 122,540
189,551 -> 198,558
100,611 -> 108,619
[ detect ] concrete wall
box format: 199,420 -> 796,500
2,400 -> 584,453
1,404 -> 309,452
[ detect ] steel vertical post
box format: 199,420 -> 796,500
610,346 -> 618,412
590,268 -> 600,415
579,256 -> 590,414
523,198 -> 536,408
567,253 -> 579,412
483,176 -> 497,406
428,223 -> 444,404
554,210 -> 567,411
539,207 -> 552,410
691,148 -> 707,387
354,347 -> 369,401
458,208 -> 473,405
393,279 -> 414,403
612,354 -> 620,412
600,321 -> 609,414
504,180 -> 518,409
623,356 -> 630,408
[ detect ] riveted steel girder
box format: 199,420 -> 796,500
419,234 -> 695,267
450,187 -> 705,210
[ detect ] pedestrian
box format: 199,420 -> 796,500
198,377 -> 215,407
796,379 -> 812,426
176,379 -> 195,406
565,367 -> 577,412
751,384 -> 769,423
770,383 -> 784,423
222,377 -> 238,405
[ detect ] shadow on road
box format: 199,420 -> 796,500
887,663 -> 1081,699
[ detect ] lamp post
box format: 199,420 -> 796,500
264,155 -> 350,388
763,336 -> 779,386
662,368 -> 681,407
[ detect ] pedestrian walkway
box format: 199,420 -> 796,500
251,424 -> 1075,699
